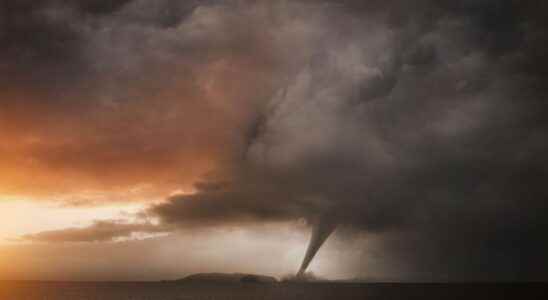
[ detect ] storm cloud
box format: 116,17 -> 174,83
3,0 -> 548,280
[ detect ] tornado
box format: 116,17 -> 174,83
297,216 -> 338,276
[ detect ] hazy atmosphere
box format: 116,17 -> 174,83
1,0 -> 547,282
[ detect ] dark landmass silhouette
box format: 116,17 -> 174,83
176,273 -> 277,284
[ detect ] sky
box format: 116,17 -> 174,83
1,0 -> 547,281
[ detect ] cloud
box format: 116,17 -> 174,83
0,0 -> 292,198
2,0 -> 548,280
21,220 -> 168,243
146,0 -> 548,280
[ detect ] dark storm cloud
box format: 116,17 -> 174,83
0,0 -> 139,84
0,0 -> 292,196
4,0 -> 548,280
146,0 -> 548,280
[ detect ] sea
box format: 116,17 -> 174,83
0,281 -> 545,300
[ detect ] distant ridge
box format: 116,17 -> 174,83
176,273 -> 278,284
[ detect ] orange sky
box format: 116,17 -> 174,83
0,0 -> 313,280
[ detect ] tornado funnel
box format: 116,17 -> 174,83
297,216 -> 338,276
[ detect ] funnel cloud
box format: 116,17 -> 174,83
298,216 -> 338,276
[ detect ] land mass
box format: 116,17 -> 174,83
176,273 -> 278,284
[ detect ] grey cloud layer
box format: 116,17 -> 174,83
4,0 -> 548,280
22,220 -> 169,243
150,0 -> 548,280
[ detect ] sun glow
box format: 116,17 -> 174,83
0,198 -> 146,244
